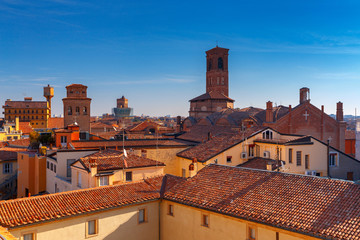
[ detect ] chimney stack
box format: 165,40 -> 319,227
266,101 -> 273,122
336,102 -> 344,121
299,87 -> 310,104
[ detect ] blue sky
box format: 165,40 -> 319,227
1,0 -> 360,117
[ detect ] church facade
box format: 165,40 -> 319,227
189,46 -> 234,119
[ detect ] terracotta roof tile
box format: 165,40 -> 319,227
237,157 -> 279,170
48,117 -> 64,129
7,138 -> 30,147
0,175 -> 183,228
190,91 -> 234,102
3,101 -> 48,109
177,125 -> 239,142
177,128 -> 261,162
0,151 -> 18,161
18,122 -> 33,135
164,164 -> 360,240
71,139 -> 194,149
78,149 -> 165,171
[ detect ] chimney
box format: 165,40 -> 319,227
89,159 -> 97,177
299,87 -> 310,104
24,97 -> 32,101
266,101 -> 273,122
336,102 -> 343,121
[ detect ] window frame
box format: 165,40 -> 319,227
226,156 -> 232,163
168,204 -> 174,216
329,152 -> 339,167
296,151 -> 302,166
85,219 -> 98,238
138,208 -> 147,224
201,213 -> 209,228
3,162 -> 13,174
248,225 -> 257,240
21,231 -> 36,240
125,171 -> 132,182
305,154 -> 310,169
288,148 -> 293,164
99,176 -> 109,186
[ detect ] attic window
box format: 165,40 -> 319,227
262,130 -> 273,140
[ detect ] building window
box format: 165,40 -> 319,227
76,106 -> 80,115
3,163 -> 13,174
125,171 -> 132,182
68,106 -> 72,115
182,168 -> 186,178
86,220 -> 98,237
262,130 -> 273,140
288,149 -> 293,163
218,57 -> 223,70
329,153 -> 338,167
168,204 -> 174,216
54,164 -> 56,173
296,151 -> 301,166
47,161 -> 49,169
50,163 -> 53,171
226,156 -> 232,163
201,214 -> 209,227
138,208 -> 147,223
77,172 -> 82,188
83,107 -> 87,115
66,159 -> 76,178
22,233 -> 35,240
248,145 -> 255,157
248,226 -> 256,240
305,155 -> 309,169
99,176 -> 109,186
61,136 -> 67,144
141,149 -> 147,157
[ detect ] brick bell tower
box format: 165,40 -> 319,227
206,46 -> 229,96
62,84 -> 91,132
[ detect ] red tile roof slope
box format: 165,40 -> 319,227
164,164 -> 360,240
0,175 -> 183,228
3,101 -> 48,109
48,117 -> 64,129
71,139 -> 194,149
190,91 -> 234,102
0,151 -> 18,161
177,128 -> 262,162
78,150 -> 165,171
8,138 -> 30,147
237,157 -> 279,170
177,125 -> 239,142
18,122 -> 33,135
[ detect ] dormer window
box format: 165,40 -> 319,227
262,130 -> 273,140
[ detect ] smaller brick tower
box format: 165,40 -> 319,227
206,46 -> 229,96
62,84 -> 91,132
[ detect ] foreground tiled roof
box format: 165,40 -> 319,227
78,150 -> 165,171
0,175 -> 183,228
164,165 -> 360,240
177,128 -> 261,162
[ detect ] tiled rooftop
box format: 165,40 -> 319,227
3,100 -> 48,109
164,164 -> 360,240
237,157 -> 279,170
177,128 -> 261,162
78,149 -> 165,171
48,117 -> 64,129
71,138 -> 194,149
0,175 -> 182,228
0,151 -> 18,161
190,91 -> 234,102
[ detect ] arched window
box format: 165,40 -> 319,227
262,130 -> 273,140
83,107 -> 87,115
76,107 -> 80,115
68,106 -> 72,115
218,57 -> 223,70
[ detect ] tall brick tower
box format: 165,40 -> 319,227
206,46 -> 229,96
62,84 -> 91,132
189,46 -> 234,119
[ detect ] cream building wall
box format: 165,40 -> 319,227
160,200 -> 320,240
10,201 -> 160,240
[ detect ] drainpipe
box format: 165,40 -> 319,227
327,139 -> 330,178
